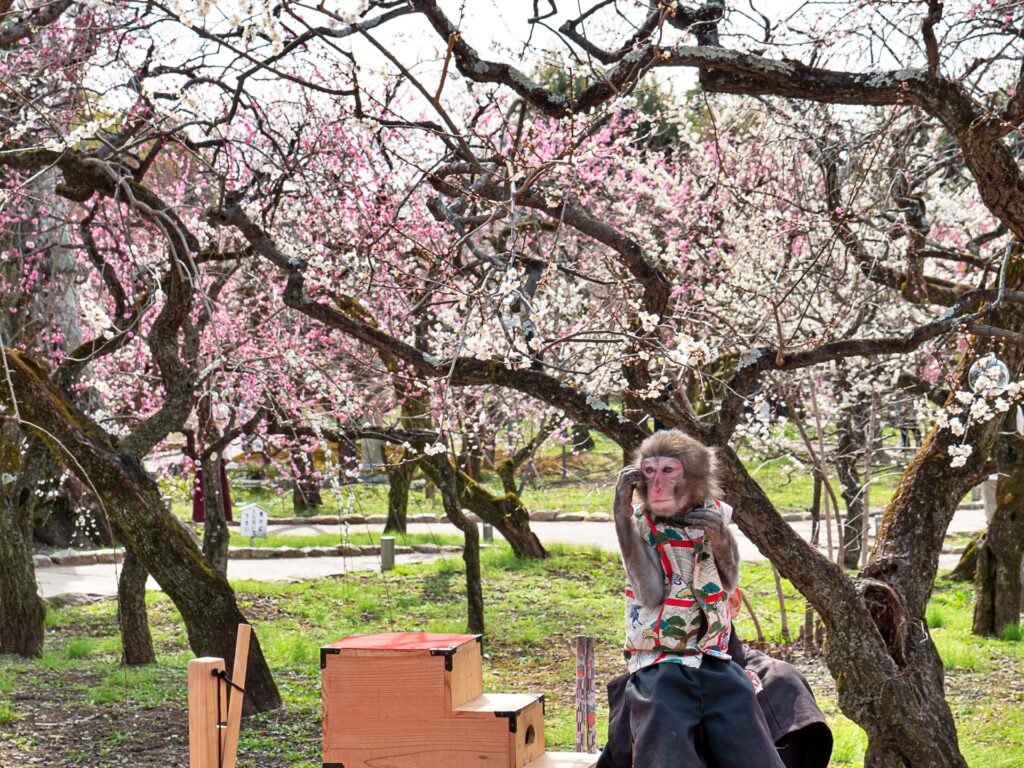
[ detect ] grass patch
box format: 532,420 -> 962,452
64,637 -> 116,660
926,605 -> 947,629
4,540 -> 1021,767
934,632 -> 992,671
85,664 -> 182,706
829,714 -> 868,765
0,701 -> 21,725
1002,624 -> 1023,642
0,667 -> 14,695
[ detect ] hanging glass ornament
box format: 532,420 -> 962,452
968,354 -> 1010,393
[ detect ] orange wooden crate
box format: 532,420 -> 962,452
321,632 -> 545,768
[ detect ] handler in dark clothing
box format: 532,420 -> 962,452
597,589 -> 832,768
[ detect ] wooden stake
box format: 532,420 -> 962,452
188,657 -> 225,768
574,636 -> 596,753
220,624 -> 252,768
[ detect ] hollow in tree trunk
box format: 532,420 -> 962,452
973,429 -> 1024,637
435,455 -> 484,634
118,546 -> 155,665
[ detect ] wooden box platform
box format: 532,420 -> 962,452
321,632 -> 597,768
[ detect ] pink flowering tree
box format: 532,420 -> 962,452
6,0 -> 1024,759
161,4 -> 1024,764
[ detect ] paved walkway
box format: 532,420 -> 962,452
35,552 -> 443,600
242,506 -> 987,562
37,508 -> 986,600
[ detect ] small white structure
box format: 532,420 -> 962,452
239,503 -> 269,547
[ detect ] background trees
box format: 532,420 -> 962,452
3,1 -> 1024,762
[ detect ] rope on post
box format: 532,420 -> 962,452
574,635 -> 597,753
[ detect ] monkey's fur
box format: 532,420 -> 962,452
614,430 -> 740,611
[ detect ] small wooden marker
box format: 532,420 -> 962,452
574,636 -> 596,753
381,535 -> 396,571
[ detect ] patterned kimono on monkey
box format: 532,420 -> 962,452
624,499 -> 733,674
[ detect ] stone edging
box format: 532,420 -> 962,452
226,510 -> 820,526
34,543 -> 463,569
225,511 -> 613,526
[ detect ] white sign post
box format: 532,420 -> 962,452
239,504 -> 269,549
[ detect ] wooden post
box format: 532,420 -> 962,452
188,657 -> 225,768
574,636 -> 596,753
220,624 -> 252,768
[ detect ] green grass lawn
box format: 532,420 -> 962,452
2,546 -> 1020,767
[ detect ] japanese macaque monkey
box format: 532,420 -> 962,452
614,429 -> 740,611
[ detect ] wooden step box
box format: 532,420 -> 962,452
322,632 -> 546,768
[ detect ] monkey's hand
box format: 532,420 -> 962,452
683,506 -> 725,538
613,466 -> 665,610
685,505 -> 739,593
613,466 -> 642,520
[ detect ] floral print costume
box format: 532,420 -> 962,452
624,500 -> 733,673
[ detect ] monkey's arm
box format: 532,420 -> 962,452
614,467 -> 666,610
684,505 -> 740,593
710,526 -> 740,594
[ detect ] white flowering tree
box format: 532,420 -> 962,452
5,0 -> 1024,761
181,4 -> 1024,765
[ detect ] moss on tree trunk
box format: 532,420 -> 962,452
1,349 -> 282,711
419,456 -> 546,559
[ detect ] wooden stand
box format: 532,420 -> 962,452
321,631 -> 598,768
188,624 -> 252,768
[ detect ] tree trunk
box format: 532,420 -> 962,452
719,442 -> 970,768
836,417 -> 867,569
947,534 -> 979,582
0,433 -> 47,657
419,458 -> 547,559
200,456 -> 230,576
571,423 -> 595,451
972,430 -> 1024,636
0,493 -> 45,657
291,448 -> 323,514
435,455 -> 484,634
118,547 -> 155,665
2,349 -> 282,712
385,459 -> 414,533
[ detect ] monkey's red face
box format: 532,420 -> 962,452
640,457 -> 689,515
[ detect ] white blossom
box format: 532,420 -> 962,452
948,444 -> 973,468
